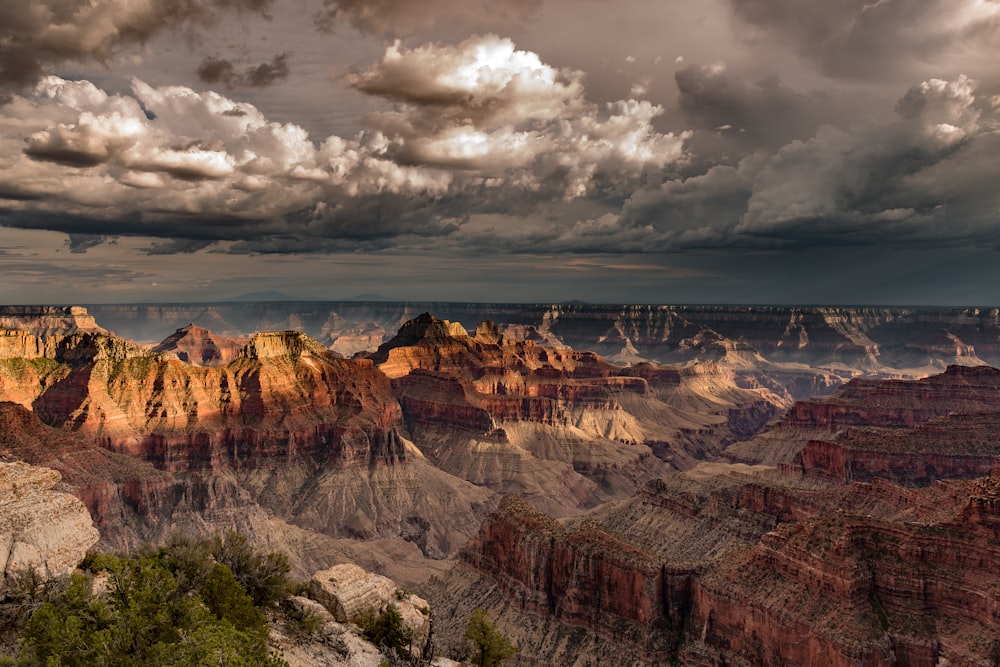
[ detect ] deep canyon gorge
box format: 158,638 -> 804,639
3,303 -> 1000,665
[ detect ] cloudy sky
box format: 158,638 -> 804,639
2,0 -> 1000,304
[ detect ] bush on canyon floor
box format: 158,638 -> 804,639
465,609 -> 517,667
1,534 -> 288,667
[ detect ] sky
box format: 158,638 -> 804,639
2,0 -> 1000,305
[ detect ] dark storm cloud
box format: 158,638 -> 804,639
314,0 -> 541,37
144,238 -> 217,255
612,74 -> 1000,254
66,234 -> 114,253
0,0 -> 275,93
197,53 -> 290,88
5,12 -> 1000,277
726,0 -> 1000,79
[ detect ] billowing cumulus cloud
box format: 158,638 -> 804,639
611,74 -> 1000,253
348,35 -> 688,195
0,0 -> 275,95
314,0 -> 541,37
0,37 -> 687,253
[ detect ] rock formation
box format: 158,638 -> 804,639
0,326 -> 495,580
310,563 -> 431,655
0,462 -> 99,591
0,306 -> 106,339
6,304 -> 1000,665
729,365 -> 1000,486
87,302 -> 1000,386
368,313 -> 787,517
151,323 -> 247,366
432,464 -> 1000,666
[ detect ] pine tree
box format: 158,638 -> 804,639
464,609 -> 517,667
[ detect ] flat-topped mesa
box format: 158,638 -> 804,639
0,305 -> 107,339
730,364 -> 1000,478
787,364 -> 1000,430
240,330 -> 332,360
151,323 -> 246,367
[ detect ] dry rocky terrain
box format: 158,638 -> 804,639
2,304 -> 1000,665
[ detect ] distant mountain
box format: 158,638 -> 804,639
224,290 -> 297,302
348,293 -> 392,301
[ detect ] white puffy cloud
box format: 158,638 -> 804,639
0,36 -> 687,251
349,35 -> 688,196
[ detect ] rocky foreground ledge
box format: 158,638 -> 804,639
0,461 -> 99,593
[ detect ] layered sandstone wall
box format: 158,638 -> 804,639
457,496 -> 687,661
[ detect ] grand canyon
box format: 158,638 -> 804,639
2,302 -> 1000,665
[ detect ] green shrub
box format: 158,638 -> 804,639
465,609 -> 517,667
201,563 -> 266,634
355,604 -> 412,658
211,531 -> 291,607
13,537 -> 286,666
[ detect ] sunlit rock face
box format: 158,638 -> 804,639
0,326 -> 494,578
151,324 -> 246,367
367,313 -> 786,517
0,306 -> 106,339
87,303 -> 1000,404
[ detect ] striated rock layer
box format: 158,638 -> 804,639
728,365 -> 1000,486
87,302 -> 1000,388
432,464 -> 1000,666
369,314 -> 787,517
0,326 -> 495,580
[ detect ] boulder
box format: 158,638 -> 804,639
309,563 -> 431,657
0,462 -> 99,592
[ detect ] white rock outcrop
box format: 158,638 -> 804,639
309,563 -> 432,657
0,462 -> 99,592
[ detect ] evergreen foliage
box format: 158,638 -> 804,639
465,609 -> 517,667
2,534 -> 287,666
355,604 -> 412,658
211,531 -> 291,607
